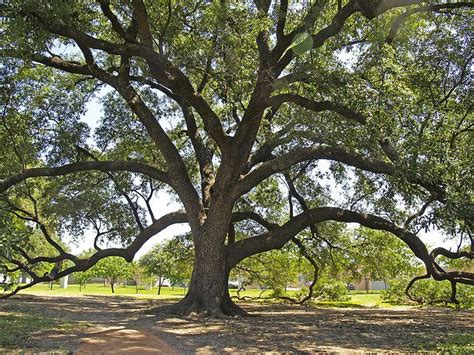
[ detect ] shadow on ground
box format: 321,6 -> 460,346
0,294 -> 472,353
153,302 -> 473,353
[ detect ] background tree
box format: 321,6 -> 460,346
161,235 -> 194,289
91,256 -> 134,293
234,247 -> 300,297
140,235 -> 194,294
139,243 -> 172,295
73,249 -> 96,291
0,1 -> 472,316
74,269 -> 94,292
348,228 -> 418,283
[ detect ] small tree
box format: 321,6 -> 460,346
349,228 -> 418,287
75,269 -> 94,292
91,257 -> 134,293
131,263 -> 155,294
139,244 -> 173,295
234,248 -> 299,297
139,235 -> 194,295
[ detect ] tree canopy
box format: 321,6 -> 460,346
0,0 -> 472,315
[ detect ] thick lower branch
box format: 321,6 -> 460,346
227,207 -> 433,273
0,161 -> 170,193
0,211 -> 187,299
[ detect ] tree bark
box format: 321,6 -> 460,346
166,259 -> 248,317
162,203 -> 248,316
157,276 -> 162,295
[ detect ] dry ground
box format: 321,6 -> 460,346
0,294 -> 472,353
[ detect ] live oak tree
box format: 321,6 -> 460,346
0,1 -> 473,316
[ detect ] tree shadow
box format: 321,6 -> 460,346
0,294 -> 472,353
152,302 -> 474,353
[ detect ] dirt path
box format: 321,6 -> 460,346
0,295 -> 176,354
77,326 -> 176,354
0,294 -> 472,353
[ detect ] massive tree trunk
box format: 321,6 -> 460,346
166,239 -> 246,316
165,198 -> 248,316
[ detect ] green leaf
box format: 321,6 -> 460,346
291,32 -> 313,56
279,32 -> 313,60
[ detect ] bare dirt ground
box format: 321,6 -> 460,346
0,294 -> 472,353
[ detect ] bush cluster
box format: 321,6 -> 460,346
381,277 -> 473,308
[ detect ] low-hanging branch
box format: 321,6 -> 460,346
0,210 -> 188,299
226,206 -> 473,289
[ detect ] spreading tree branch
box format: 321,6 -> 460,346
386,2 -> 474,43
269,93 -> 367,124
0,161 -> 170,193
0,211 -> 188,299
236,146 -> 394,197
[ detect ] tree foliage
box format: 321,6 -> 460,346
90,256 -> 134,293
139,235 -> 193,294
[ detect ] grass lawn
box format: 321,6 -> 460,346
418,333 -> 474,353
312,292 -> 396,308
20,282 -> 188,299
18,283 -> 396,308
0,311 -> 82,349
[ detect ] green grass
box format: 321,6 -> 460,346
229,287 -> 271,298
436,334 -> 474,353
297,293 -> 397,308
231,289 -> 396,308
341,293 -> 394,307
417,334 -> 474,353
0,311 -> 79,349
20,282 -> 188,299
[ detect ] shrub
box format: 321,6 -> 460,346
313,278 -> 351,302
381,277 -> 411,303
381,277 -> 473,308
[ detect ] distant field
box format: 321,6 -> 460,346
19,283 -> 188,299
17,283 -> 395,308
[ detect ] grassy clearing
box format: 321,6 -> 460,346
0,311 -> 81,349
417,333 -> 474,353
20,282 -> 188,299
309,293 -> 396,308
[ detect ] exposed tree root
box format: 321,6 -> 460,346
157,291 -> 249,318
